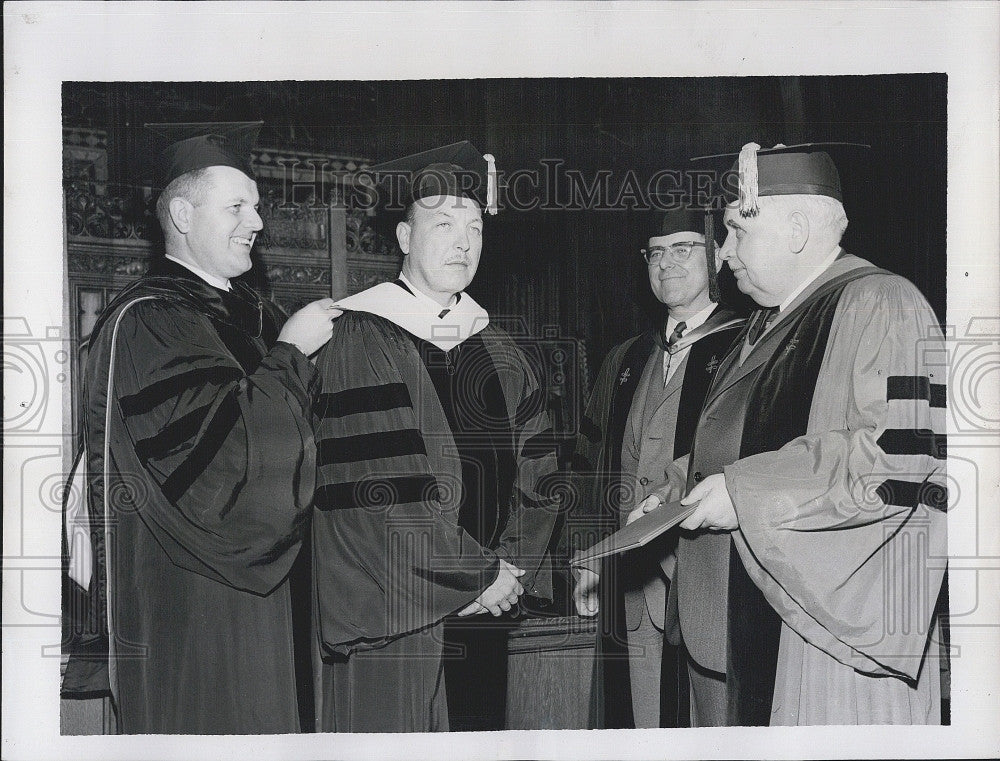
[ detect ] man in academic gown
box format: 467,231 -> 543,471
311,142 -> 559,732
570,207 -> 744,728
639,143 -> 948,726
71,123 -> 338,733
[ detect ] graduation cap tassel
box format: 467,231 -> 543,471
484,153 -> 498,215
704,209 -> 720,303
737,142 -> 761,217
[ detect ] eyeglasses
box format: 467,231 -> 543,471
641,242 -> 706,265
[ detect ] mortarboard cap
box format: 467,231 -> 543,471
647,203 -> 721,302
366,140 -> 499,215
649,207 -> 706,240
146,121 -> 262,190
692,142 -> 868,218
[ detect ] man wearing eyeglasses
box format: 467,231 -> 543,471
571,207 -> 744,728
633,144 -> 948,727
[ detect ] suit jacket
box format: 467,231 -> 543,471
669,332 -> 766,673
620,348 -> 689,631
569,305 -> 743,728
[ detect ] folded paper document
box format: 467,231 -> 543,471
571,499 -> 695,566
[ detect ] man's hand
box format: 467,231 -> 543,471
626,493 -> 662,525
572,567 -> 600,617
277,298 -> 342,357
457,560 -> 525,617
679,473 -> 738,531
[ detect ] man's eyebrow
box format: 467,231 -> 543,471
431,209 -> 482,224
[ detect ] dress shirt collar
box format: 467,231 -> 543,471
398,272 -> 460,310
165,254 -> 232,292
666,302 -> 716,338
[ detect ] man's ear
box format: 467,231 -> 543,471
396,220 -> 411,255
168,196 -> 193,235
788,210 -> 809,254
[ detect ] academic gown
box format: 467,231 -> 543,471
567,307 -> 744,728
688,253 -> 948,725
75,258 -> 319,734
312,282 -> 559,732
415,330 -> 521,732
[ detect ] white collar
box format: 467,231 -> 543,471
666,302 -> 715,336
335,278 -> 489,351
165,254 -> 232,292
778,246 -> 841,312
398,272 -> 460,309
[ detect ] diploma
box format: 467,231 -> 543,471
571,499 -> 694,566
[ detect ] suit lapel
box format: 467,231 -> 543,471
708,318 -> 792,402
664,351 -> 687,395
643,351 -> 687,426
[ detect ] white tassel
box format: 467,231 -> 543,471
484,153 -> 498,215
738,142 -> 761,217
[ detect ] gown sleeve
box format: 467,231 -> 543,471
725,276 -> 948,679
104,299 -> 319,595
494,340 -> 561,600
560,342 -> 631,572
311,312 -> 499,655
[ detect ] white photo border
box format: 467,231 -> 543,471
4,2 -> 999,759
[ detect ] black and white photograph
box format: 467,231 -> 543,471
4,3 -> 999,760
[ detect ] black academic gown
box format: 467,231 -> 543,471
312,303 -> 559,732
415,331 -> 520,732
77,258 -> 318,734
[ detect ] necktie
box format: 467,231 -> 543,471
666,321 -> 687,353
438,308 -> 450,319
663,321 -> 686,385
746,307 -> 778,346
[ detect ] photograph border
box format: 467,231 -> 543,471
4,3 -> 999,760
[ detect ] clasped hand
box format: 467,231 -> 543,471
571,567 -> 600,617
457,559 -> 525,617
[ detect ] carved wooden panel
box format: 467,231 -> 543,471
63,127 -> 109,184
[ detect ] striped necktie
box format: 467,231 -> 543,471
663,321 -> 686,385
666,321 -> 686,353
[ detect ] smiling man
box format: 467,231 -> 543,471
73,123 -> 338,733
311,142 -> 559,732
640,143 -> 948,726
570,207 -> 744,728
